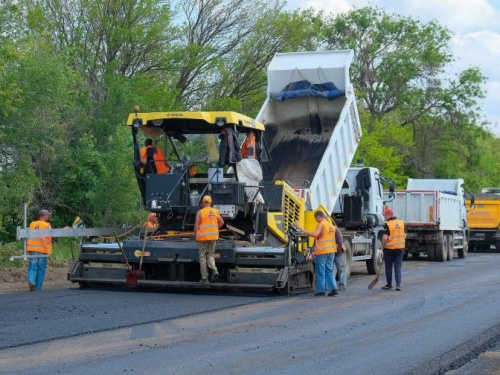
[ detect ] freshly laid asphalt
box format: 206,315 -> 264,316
1,253 -> 500,375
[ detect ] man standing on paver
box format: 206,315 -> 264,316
194,195 -> 224,283
381,208 -> 406,291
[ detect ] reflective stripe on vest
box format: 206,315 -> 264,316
196,207 -> 220,241
385,219 -> 406,250
26,220 -> 52,254
314,221 -> 337,255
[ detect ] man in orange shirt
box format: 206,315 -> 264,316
382,208 -> 406,291
194,195 -> 224,283
140,138 -> 170,174
144,212 -> 158,229
298,211 -> 339,296
27,209 -> 52,291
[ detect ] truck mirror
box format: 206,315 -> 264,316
389,180 -> 395,193
469,195 -> 475,209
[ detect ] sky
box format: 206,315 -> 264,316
286,0 -> 500,136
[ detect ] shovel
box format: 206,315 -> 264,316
368,253 -> 384,289
114,232 -> 141,284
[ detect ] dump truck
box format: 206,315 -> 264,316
68,50 -> 362,294
467,191 -> 500,251
332,164 -> 395,278
384,179 -> 469,261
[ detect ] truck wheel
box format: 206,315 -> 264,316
343,240 -> 352,280
458,240 -> 468,258
427,248 -> 436,261
447,234 -> 454,261
366,239 -> 383,275
435,235 -> 447,262
495,242 -> 500,253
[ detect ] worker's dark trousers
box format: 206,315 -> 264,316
383,249 -> 404,286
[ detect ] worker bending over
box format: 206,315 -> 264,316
298,211 -> 339,296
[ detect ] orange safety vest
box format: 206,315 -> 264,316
26,220 -> 52,254
314,220 -> 337,255
143,221 -> 157,229
196,207 -> 220,241
140,146 -> 169,174
241,131 -> 256,159
385,219 -> 406,250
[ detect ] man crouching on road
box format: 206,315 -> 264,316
298,211 -> 339,296
194,195 -> 224,283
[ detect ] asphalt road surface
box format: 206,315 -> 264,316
1,253 -> 500,375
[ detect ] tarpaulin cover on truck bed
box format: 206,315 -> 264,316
272,80 -> 344,101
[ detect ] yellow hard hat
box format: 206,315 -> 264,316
202,195 -> 212,203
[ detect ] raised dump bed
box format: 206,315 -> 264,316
257,50 -> 362,213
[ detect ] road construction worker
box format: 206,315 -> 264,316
194,195 -> 224,283
143,213 -> 158,229
241,131 -> 256,159
140,138 -> 170,174
297,211 -> 339,296
381,208 -> 406,291
26,209 -> 52,291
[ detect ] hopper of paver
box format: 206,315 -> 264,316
257,50 -> 362,213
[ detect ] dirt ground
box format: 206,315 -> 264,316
0,266 -> 71,294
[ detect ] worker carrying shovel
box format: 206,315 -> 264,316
381,208 -> 406,291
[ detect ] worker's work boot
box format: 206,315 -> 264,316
328,289 -> 338,296
199,278 -> 209,284
208,268 -> 220,283
28,282 -> 35,292
381,284 -> 393,290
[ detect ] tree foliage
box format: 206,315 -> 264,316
0,2 -> 498,243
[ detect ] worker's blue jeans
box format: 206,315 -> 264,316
27,251 -> 48,291
315,252 -> 336,293
334,251 -> 347,286
383,249 -> 404,286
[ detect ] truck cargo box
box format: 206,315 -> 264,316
257,50 -> 361,213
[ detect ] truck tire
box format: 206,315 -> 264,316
458,240 -> 468,258
447,234 -> 454,261
435,235 -> 447,262
427,248 -> 436,261
344,240 -> 352,280
366,239 -> 383,275
495,242 -> 500,253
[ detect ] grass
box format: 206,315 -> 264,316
0,238 -> 81,268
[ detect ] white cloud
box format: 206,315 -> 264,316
463,31 -> 500,55
287,0 -> 353,15
404,0 -> 500,33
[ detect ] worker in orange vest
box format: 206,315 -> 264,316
140,138 -> 170,174
381,208 -> 406,291
143,212 -> 158,229
297,211 -> 339,296
241,131 -> 256,159
27,209 -> 53,291
194,195 -> 224,283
